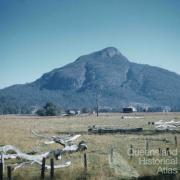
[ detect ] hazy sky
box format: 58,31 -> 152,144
0,0 -> 180,89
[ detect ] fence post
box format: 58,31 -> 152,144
166,147 -> 170,156
41,157 -> 46,179
159,148 -> 162,156
130,145 -> 133,159
50,158 -> 54,179
175,136 -> 177,147
83,153 -> 87,173
0,154 -> 3,180
110,148 -> 113,162
7,166 -> 12,180
145,139 -> 149,153
1,154 -> 4,173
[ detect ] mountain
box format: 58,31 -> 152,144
1,47 -> 180,114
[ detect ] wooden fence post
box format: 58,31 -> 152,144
41,157 -> 46,179
83,153 -> 87,173
7,166 -> 12,180
159,148 -> 162,156
166,147 -> 170,156
1,154 -> 4,174
130,145 -> 133,159
111,148 -> 113,162
50,158 -> 54,179
0,154 -> 3,180
145,139 -> 149,152
175,136 -> 177,147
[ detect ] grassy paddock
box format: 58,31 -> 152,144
0,113 -> 180,179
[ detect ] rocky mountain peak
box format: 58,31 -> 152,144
97,47 -> 121,58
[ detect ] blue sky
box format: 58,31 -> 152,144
0,0 -> 180,89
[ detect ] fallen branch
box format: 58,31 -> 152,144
0,145 -> 71,170
32,130 -> 81,146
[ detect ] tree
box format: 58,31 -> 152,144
44,102 -> 57,116
81,107 -> 90,114
36,108 -> 46,116
36,102 -> 59,116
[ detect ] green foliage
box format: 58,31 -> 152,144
36,102 -> 60,116
81,107 -> 91,113
36,108 -> 46,116
0,96 -> 27,114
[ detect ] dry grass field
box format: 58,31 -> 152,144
0,113 -> 180,179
